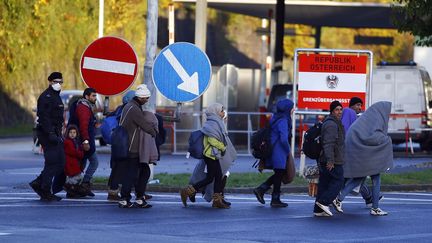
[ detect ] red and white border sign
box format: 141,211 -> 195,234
297,53 -> 368,110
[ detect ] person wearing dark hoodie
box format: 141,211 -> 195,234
334,101 -> 393,216
253,99 -> 294,208
180,103 -> 233,209
314,100 -> 345,217
106,90 -> 136,201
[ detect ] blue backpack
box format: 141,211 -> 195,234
100,106 -> 123,144
188,130 -> 204,159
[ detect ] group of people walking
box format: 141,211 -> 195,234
30,72 -> 392,216
30,72 -> 100,201
313,98 -> 393,217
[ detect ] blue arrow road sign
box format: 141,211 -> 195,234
152,42 -> 212,102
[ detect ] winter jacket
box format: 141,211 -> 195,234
139,111 -> 159,163
121,98 -> 158,158
36,86 -> 64,136
64,137 -> 84,177
319,115 -> 345,165
341,108 -> 357,134
69,98 -> 97,158
267,99 -> 294,170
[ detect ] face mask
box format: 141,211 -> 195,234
223,110 -> 227,119
51,83 -> 62,91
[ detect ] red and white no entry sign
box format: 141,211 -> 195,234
80,36 -> 138,96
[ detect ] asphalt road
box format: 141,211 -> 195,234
0,191 -> 431,242
1,137 -> 432,242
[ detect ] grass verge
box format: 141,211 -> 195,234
94,169 -> 432,188
0,124 -> 33,137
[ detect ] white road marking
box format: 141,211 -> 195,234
0,233 -> 12,236
83,57 -> 136,75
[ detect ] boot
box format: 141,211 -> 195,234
253,183 -> 270,204
221,193 -> 231,206
180,185 -> 196,207
221,176 -> 231,206
212,193 -> 230,209
270,192 -> 288,208
29,177 -> 43,197
81,182 -> 95,197
107,189 -> 121,201
40,190 -> 62,202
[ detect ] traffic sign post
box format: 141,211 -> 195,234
80,36 -> 139,96
152,42 -> 212,103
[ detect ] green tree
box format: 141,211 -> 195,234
392,0 -> 432,46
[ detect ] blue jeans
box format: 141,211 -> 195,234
314,164 -> 344,212
370,174 -> 381,209
339,177 -> 376,202
82,152 -> 99,183
338,177 -> 365,201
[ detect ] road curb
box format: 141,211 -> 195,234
92,183 -> 432,194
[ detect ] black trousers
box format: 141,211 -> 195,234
108,157 -> 122,190
193,156 -> 223,193
37,132 -> 65,192
264,169 -> 285,194
119,157 -> 150,201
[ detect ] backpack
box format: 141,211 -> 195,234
100,106 -> 123,145
111,106 -> 133,161
302,122 -> 323,159
68,99 -> 79,127
250,117 -> 282,160
188,130 -> 204,159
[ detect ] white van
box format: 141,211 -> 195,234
370,62 -> 432,150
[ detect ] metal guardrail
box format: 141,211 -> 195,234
171,111 -> 272,155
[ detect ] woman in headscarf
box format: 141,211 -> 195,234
180,103 -> 236,209
253,99 -> 294,207
333,101 -> 393,216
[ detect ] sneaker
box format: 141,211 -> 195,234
315,201 -> 333,216
332,198 -> 343,213
134,198 -> 152,208
144,194 -> 153,200
314,212 -> 331,217
118,199 -> 134,208
370,207 -> 388,216
365,195 -> 384,208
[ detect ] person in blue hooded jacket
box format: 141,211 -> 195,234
253,99 -> 294,207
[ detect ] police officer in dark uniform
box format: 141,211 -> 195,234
29,72 -> 66,201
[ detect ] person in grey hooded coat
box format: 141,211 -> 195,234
180,103 -> 236,209
188,106 -> 237,205
334,101 -> 393,216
